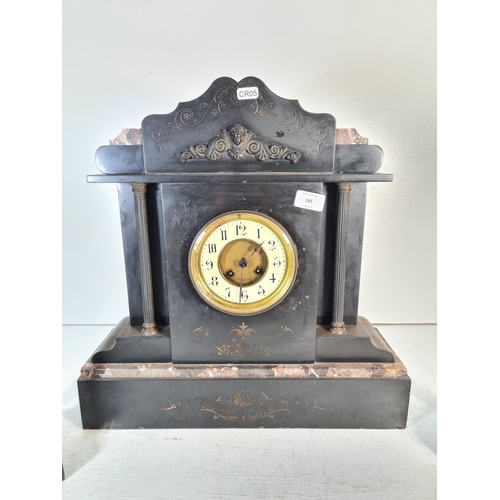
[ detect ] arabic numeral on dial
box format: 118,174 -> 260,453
273,257 -> 281,267
269,273 -> 277,283
205,260 -> 213,270
236,224 -> 247,236
207,243 -> 217,254
211,276 -> 218,287
257,228 -> 261,239
258,286 -> 266,296
225,287 -> 231,298
268,240 -> 276,250
220,229 -> 227,241
241,290 -> 249,302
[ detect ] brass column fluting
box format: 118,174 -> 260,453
330,182 -> 352,334
131,183 -> 158,335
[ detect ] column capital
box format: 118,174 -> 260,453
131,183 -> 148,194
337,182 -> 353,193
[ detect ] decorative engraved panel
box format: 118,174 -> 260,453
192,321 -> 295,359
158,390 -> 323,421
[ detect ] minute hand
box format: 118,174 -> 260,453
239,267 -> 244,303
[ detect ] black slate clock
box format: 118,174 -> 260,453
78,77 -> 411,429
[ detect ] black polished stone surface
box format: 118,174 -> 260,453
142,77 -> 336,174
94,143 -> 385,176
161,182 -> 323,364
78,76 -> 406,430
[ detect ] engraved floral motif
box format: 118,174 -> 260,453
158,391 -> 322,422
233,391 -> 254,407
191,322 -> 295,359
148,78 -> 331,152
229,90 -> 244,107
230,322 -> 254,339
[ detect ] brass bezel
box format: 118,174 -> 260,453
188,210 -> 298,316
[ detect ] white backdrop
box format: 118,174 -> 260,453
62,0 -> 436,325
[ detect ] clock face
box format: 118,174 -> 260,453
188,211 -> 298,316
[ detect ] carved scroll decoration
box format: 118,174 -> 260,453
176,124 -> 301,164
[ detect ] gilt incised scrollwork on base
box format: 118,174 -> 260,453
192,321 -> 295,359
158,390 -> 323,422
176,124 -> 301,164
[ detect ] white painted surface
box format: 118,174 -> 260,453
62,324 -> 436,499
62,0 -> 436,325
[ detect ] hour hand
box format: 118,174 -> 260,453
246,240 -> 265,262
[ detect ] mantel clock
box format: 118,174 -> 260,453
77,77 -> 411,429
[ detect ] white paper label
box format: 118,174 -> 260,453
294,190 -> 326,212
236,86 -> 259,100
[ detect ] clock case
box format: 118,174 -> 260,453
78,77 -> 410,429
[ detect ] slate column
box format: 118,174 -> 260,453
131,183 -> 158,335
330,182 -> 352,334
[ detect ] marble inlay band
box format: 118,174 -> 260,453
80,360 -> 408,380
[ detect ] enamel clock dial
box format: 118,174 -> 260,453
188,211 -> 298,316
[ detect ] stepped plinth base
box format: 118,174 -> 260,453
78,322 -> 410,429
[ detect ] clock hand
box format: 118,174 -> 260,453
237,241 -> 264,303
239,267 -> 244,303
245,240 -> 265,262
